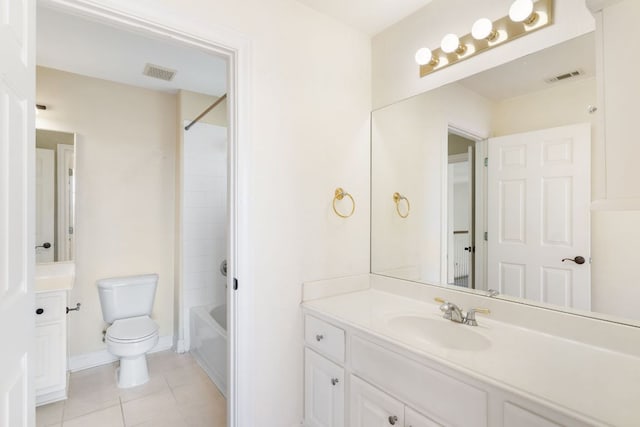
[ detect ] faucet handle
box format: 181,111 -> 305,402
464,307 -> 490,326
435,298 -> 451,319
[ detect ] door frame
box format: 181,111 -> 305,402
446,125 -> 487,291
38,2 -> 251,425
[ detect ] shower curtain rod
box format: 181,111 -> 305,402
184,93 -> 227,131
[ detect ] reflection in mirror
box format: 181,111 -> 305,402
371,32 -> 612,321
36,129 -> 75,263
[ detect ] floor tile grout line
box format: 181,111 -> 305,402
119,397 -> 126,427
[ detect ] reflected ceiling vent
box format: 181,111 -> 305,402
545,70 -> 584,84
142,63 -> 176,81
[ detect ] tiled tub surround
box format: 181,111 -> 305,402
35,350 -> 225,427
302,274 -> 640,426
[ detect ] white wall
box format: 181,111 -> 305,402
491,77 -> 596,137
70,1 -> 372,425
372,0 -> 595,108
36,66 -> 177,356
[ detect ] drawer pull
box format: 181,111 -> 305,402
35,308 -> 44,315
315,334 -> 324,342
388,415 -> 398,425
331,378 -> 339,386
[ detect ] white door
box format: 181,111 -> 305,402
350,376 -> 404,427
304,348 -> 344,427
35,148 -> 54,263
0,0 -> 36,425
56,144 -> 74,262
488,123 -> 591,310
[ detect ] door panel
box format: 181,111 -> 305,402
0,0 -> 35,425
304,348 -> 344,427
488,123 -> 591,310
35,148 -> 54,263
350,376 -> 404,427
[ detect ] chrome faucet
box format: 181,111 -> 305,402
435,298 -> 490,326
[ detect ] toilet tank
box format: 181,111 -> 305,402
97,274 -> 158,323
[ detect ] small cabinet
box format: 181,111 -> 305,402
350,375 -> 404,427
35,290 -> 68,406
304,348 -> 344,427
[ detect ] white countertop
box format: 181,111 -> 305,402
35,262 -> 75,293
303,289 -> 640,427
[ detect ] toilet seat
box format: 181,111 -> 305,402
106,316 -> 158,343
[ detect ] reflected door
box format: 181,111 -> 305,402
36,148 -> 54,263
487,123 -> 591,309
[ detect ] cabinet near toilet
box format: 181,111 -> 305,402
35,290 -> 69,406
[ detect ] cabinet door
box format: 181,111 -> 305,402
35,322 -> 65,391
305,348 -> 344,427
350,375 -> 404,427
405,407 -> 442,427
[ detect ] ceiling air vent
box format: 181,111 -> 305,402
142,63 -> 176,81
545,70 -> 584,84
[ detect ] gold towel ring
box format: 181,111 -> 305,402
393,192 -> 410,218
333,188 -> 355,218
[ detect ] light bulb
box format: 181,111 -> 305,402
472,18 -> 497,41
509,0 -> 536,24
441,33 -> 462,54
415,47 -> 435,66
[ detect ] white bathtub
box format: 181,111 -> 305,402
190,304 -> 227,397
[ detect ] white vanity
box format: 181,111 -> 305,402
35,262 -> 74,406
302,275 -> 640,427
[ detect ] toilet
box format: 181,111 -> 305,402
97,273 -> 159,388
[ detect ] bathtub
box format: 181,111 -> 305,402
190,304 -> 227,397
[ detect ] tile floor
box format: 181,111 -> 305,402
36,350 -> 226,427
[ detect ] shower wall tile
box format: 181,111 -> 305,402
182,123 -> 228,351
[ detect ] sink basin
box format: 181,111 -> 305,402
387,315 -> 491,351
35,261 -> 75,292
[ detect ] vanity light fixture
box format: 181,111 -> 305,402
472,18 -> 498,41
414,47 -> 438,66
417,0 -> 553,78
441,34 -> 466,55
509,0 -> 538,24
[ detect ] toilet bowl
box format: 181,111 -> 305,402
97,274 -> 159,388
105,315 -> 159,388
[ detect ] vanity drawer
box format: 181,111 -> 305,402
305,315 -> 345,363
35,292 -> 66,324
351,335 -> 487,427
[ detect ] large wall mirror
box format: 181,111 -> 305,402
369,32 -> 624,323
36,129 -> 76,263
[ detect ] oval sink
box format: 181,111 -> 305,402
387,315 -> 491,351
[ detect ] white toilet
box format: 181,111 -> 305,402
97,273 -> 159,388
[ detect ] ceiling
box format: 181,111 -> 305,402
459,32 -> 596,102
37,6 -> 227,96
297,0 -> 434,35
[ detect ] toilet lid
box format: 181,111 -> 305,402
107,316 -> 158,342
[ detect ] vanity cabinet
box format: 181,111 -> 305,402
35,290 -> 68,406
305,348 -> 344,427
303,311 -> 591,427
304,315 -> 346,427
350,375 -> 404,427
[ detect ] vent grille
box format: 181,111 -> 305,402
545,70 -> 584,84
142,63 -> 176,81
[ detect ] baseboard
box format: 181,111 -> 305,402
68,335 -> 174,372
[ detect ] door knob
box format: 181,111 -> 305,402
35,242 -> 51,249
562,256 -> 586,265
388,415 -> 398,425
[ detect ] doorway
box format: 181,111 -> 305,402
34,2 -> 245,426
447,131 -> 476,289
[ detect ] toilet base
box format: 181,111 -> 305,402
117,354 -> 150,388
